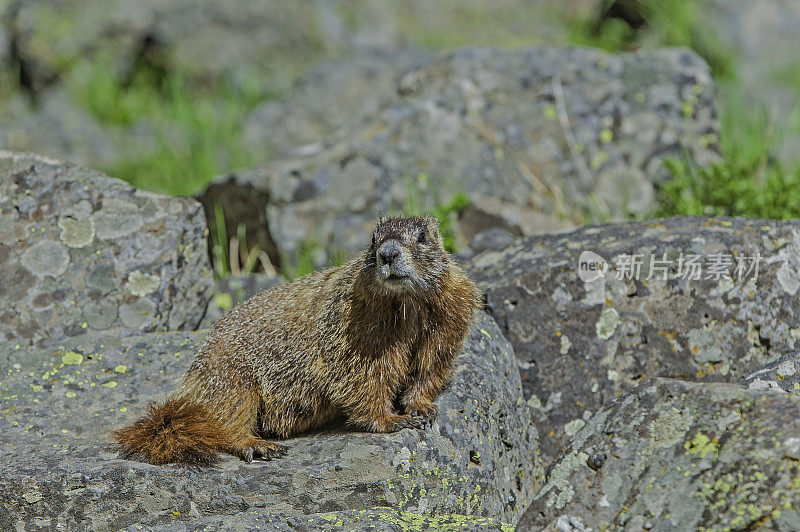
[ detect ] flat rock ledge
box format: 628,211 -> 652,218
0,151 -> 213,349
518,377 -> 800,531
467,216 -> 800,461
0,312 -> 540,530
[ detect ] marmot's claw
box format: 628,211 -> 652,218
410,414 -> 430,428
240,441 -> 288,462
253,442 -> 288,461
406,402 -> 438,422
241,447 -> 254,463
381,414 -> 425,431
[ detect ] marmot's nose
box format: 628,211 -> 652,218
378,241 -> 401,265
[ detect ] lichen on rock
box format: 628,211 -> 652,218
0,151 -> 213,347
57,216 -> 95,248
126,270 -> 160,297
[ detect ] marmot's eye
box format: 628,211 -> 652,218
371,234 -> 376,246
417,230 -> 426,243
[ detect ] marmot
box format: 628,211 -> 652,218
114,216 -> 479,464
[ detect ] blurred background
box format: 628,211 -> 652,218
2,0 -> 800,277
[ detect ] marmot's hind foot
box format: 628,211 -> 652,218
235,438 -> 288,463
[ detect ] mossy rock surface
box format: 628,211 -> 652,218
0,312 -> 541,530
519,377 -> 800,531
467,216 -> 800,461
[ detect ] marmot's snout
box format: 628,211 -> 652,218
378,240 -> 401,265
377,239 -> 417,289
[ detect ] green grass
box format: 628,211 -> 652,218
209,202 -> 277,280
657,81 -> 800,220
656,157 -> 800,219
282,240 -> 327,280
655,65 -> 800,220
565,1 -> 800,221
566,0 -> 733,79
68,58 -> 266,197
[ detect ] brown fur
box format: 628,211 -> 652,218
114,216 -> 479,464
112,398 -> 228,465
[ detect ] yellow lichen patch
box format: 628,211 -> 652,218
685,432 -> 718,459
102,381 -> 118,389
114,365 -> 128,374
61,351 -> 83,366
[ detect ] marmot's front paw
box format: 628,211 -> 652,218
406,401 -> 438,423
377,413 -> 425,432
236,439 -> 288,463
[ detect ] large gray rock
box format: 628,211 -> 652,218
518,377 -> 800,531
242,49 -> 432,158
202,46 -> 719,269
467,216 -> 800,460
0,151 -> 213,348
0,87 -> 155,172
0,312 -> 541,529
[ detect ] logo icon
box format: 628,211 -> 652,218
578,251 -> 609,282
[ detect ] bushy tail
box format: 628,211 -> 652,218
113,397 -> 230,465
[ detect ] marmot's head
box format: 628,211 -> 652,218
364,216 -> 450,295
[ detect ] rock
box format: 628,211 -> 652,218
2,0 -> 327,95
0,311 -> 541,529
0,1 -> 588,98
123,508 -> 512,531
201,46 -> 719,269
0,88 -> 129,170
467,216 -> 800,460
742,350 -> 800,393
518,377 -> 800,531
459,228 -> 519,261
457,196 -> 575,248
0,151 -> 213,348
0,0 -> 602,173
242,49 -> 432,158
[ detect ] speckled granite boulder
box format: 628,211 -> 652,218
467,216 -> 800,460
0,151 -> 213,348
518,378 -> 800,531
200,46 -> 719,268
0,312 -> 541,529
